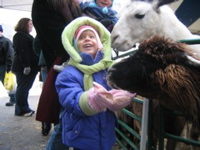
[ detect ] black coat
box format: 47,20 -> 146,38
0,35 -> 14,72
12,31 -> 39,73
32,0 -> 82,123
32,0 -> 82,70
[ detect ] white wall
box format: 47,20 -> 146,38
0,8 -> 36,41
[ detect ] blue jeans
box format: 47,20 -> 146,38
14,71 -> 37,115
46,122 -> 69,150
9,93 -> 15,103
40,66 -> 48,83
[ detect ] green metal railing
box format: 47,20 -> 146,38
115,98 -> 144,150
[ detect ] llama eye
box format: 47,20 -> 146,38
135,14 -> 145,19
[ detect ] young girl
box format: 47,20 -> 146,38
56,17 -> 135,150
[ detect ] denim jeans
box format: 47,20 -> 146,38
40,66 -> 48,83
46,122 -> 69,150
14,71 -> 37,115
9,93 -> 15,103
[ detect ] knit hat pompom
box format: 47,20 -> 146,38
74,25 -> 103,51
0,25 -> 3,32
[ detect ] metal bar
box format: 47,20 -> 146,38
116,128 -> 139,150
179,39 -> 200,44
116,138 -> 128,150
158,103 -> 165,150
118,119 -> 141,140
133,97 -> 144,104
140,98 -> 149,150
147,99 -> 154,150
113,50 -> 137,60
164,133 -> 200,147
121,109 -> 142,122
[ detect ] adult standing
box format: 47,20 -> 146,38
32,0 -> 82,139
32,0 -> 82,70
12,18 -> 39,116
0,25 -> 16,106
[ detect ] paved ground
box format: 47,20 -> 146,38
0,95 -> 52,150
0,78 -> 52,150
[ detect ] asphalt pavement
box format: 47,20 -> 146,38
0,79 -> 52,150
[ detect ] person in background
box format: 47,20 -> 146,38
33,35 -> 48,84
80,0 -> 118,32
33,35 -> 50,135
12,18 -> 39,117
32,0 -> 82,146
0,25 -> 16,106
56,16 -> 135,150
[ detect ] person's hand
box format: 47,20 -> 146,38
92,82 -> 113,109
88,82 -> 136,112
107,89 -> 136,111
88,82 -> 112,112
23,67 -> 31,75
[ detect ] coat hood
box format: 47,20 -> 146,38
61,16 -> 112,63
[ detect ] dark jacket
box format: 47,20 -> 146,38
0,35 -> 14,72
12,31 -> 39,73
33,35 -> 46,67
32,0 -> 82,124
32,0 -> 82,70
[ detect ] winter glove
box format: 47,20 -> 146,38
108,89 -> 136,111
88,82 -> 112,112
92,82 -> 136,111
23,67 -> 31,75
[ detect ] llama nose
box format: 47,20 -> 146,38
111,34 -> 120,48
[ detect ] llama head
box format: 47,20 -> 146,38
111,0 -> 187,51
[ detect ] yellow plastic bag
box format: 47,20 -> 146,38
4,71 -> 16,91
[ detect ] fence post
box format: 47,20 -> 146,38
140,98 -> 149,150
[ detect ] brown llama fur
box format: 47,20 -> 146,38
108,36 -> 200,149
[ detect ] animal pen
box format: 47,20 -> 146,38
113,38 -> 200,150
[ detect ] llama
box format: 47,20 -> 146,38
111,0 -> 200,54
108,35 -> 200,149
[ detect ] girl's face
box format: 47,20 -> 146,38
28,20 -> 33,33
77,30 -> 99,58
96,0 -> 112,7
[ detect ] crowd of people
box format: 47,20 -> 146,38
0,0 -> 137,149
